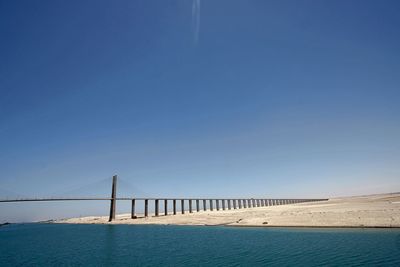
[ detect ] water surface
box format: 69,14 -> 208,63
0,224 -> 399,266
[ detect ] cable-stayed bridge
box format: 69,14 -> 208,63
0,175 -> 328,221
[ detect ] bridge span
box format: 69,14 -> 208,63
0,175 -> 329,221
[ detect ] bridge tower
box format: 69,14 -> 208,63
108,175 -> 117,222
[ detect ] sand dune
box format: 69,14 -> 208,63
58,193 -> 400,228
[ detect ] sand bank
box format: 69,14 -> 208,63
57,193 -> 400,228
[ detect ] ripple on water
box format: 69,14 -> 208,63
0,224 -> 399,266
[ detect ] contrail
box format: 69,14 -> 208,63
192,0 -> 201,44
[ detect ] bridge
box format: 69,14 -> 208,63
0,175 -> 328,222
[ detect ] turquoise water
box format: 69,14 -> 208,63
0,224 -> 399,266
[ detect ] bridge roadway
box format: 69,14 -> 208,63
0,197 -> 327,203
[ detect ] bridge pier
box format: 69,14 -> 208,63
181,199 -> 185,214
216,199 -> 220,211
155,199 -> 159,216
189,199 -> 193,213
173,199 -> 177,215
131,199 -> 136,219
228,199 -> 231,209
233,199 -> 237,209
210,199 -> 213,211
196,199 -> 200,212
145,199 -> 149,217
164,199 -> 168,216
243,199 -> 247,208
238,199 -> 242,209
203,199 -> 207,211
222,199 -> 226,210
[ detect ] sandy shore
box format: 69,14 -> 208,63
57,193 -> 400,228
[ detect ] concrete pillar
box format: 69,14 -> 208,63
257,199 -> 260,207
164,199 -> 168,216
228,199 -> 231,209
173,199 -> 177,215
261,199 -> 265,207
210,199 -> 213,211
203,199 -> 207,211
222,199 -> 226,210
233,199 -> 236,209
131,199 -> 136,219
216,199 -> 220,211
145,199 -> 149,217
243,199 -> 247,208
196,199 -> 200,212
248,199 -> 251,208
238,199 -> 242,209
181,199 -> 185,214
155,199 -> 159,216
108,175 -> 117,222
189,199 -> 193,213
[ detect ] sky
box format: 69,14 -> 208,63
1,0 -> 400,222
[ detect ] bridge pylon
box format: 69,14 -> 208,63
108,175 -> 117,222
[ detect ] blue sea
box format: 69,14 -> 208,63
0,224 -> 399,266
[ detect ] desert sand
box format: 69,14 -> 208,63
58,193 -> 400,228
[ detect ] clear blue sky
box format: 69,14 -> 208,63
1,0 -> 400,222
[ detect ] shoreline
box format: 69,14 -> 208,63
50,221 -> 400,229
56,193 -> 400,228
